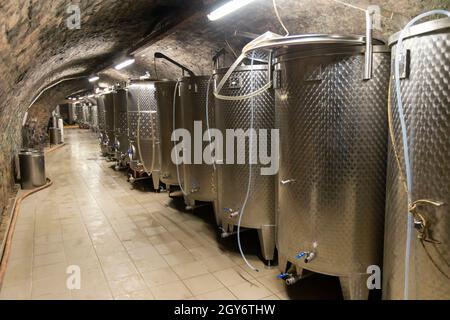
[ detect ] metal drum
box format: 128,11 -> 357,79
113,88 -> 129,167
89,104 -> 98,132
383,18 -> 450,300
103,92 -> 116,157
75,102 -> 84,126
214,65 -> 276,262
96,95 -> 108,156
126,80 -> 161,189
271,35 -> 390,299
19,150 -> 46,190
155,80 -> 181,192
179,76 -> 218,218
69,103 -> 76,125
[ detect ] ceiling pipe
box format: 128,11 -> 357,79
154,52 -> 196,77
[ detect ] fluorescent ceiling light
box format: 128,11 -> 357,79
88,76 -> 99,82
115,58 -> 135,70
207,0 -> 256,21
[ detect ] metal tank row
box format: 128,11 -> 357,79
86,17 -> 449,300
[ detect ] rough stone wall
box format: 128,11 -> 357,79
0,0 -> 198,211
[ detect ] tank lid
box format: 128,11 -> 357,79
389,18 -> 450,46
242,34 -> 384,54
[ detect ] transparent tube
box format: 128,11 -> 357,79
237,53 -> 259,273
393,10 -> 450,300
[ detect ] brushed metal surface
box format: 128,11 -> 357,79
113,89 -> 129,156
103,92 -> 116,154
97,95 -> 106,132
89,104 -> 98,130
274,44 -> 390,298
126,81 -> 160,174
179,76 -> 217,203
214,65 -> 276,261
384,25 -> 450,300
155,80 -> 181,187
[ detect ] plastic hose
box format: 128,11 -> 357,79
173,81 -> 187,196
237,53 -> 259,272
272,0 -> 290,36
214,53 -> 272,101
393,10 -> 450,300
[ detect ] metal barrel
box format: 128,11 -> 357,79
272,35 -> 390,299
155,80 -> 181,189
103,92 -> 116,156
383,18 -> 450,300
113,88 -> 129,161
214,65 -> 276,261
49,127 -> 61,145
19,150 -> 46,190
126,80 -> 160,183
178,75 -> 218,210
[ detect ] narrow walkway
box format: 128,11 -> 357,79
0,129 -> 294,300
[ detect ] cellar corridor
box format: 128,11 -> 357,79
0,129 -> 340,300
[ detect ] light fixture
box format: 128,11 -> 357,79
207,0 -> 256,21
88,76 -> 100,82
115,58 -> 135,70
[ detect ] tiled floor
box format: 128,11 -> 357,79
0,129 -> 341,300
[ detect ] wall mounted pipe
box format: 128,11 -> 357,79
154,52 -> 195,77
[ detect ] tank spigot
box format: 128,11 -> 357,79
304,251 -> 316,263
295,251 -> 316,263
229,211 -> 239,218
277,272 -> 301,285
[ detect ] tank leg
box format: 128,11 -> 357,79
278,254 -> 288,273
212,200 -> 221,226
184,196 -> 195,210
257,225 -> 276,262
152,171 -> 160,190
339,275 -> 370,300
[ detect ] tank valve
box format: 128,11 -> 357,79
229,211 -> 240,218
277,273 -> 301,285
295,250 -> 316,263
304,251 -> 316,263
280,179 -> 296,185
129,175 -> 136,184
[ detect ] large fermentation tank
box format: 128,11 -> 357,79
126,80 -> 161,189
214,65 -> 276,262
155,80 -> 181,192
113,88 -> 129,166
103,92 -> 116,157
58,104 -> 71,124
96,95 -> 108,155
75,102 -> 84,125
179,76 -> 218,218
271,35 -> 390,299
383,18 -> 450,300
